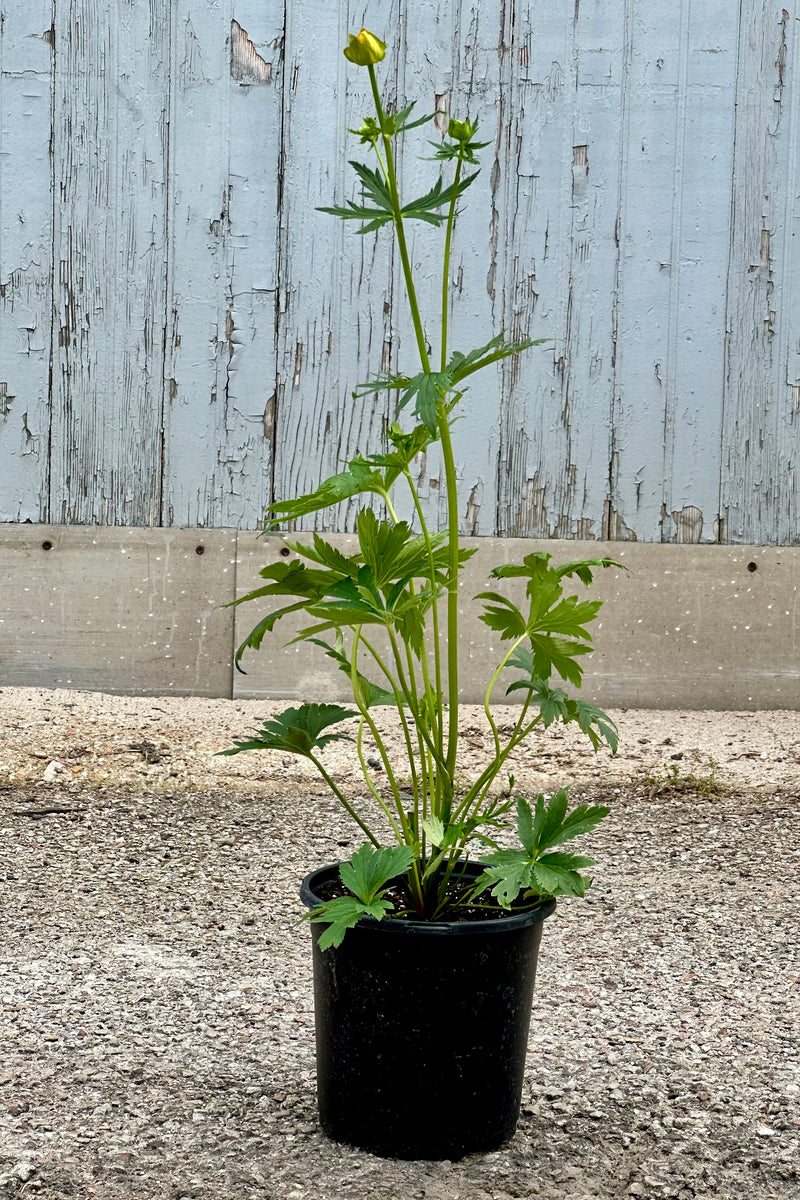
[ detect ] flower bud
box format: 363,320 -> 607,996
343,29 -> 387,66
448,117 -> 477,144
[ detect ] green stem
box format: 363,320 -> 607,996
308,754 -> 381,846
452,704 -> 541,824
350,626 -> 412,824
368,63 -> 430,373
356,718 -> 404,842
437,405 -> 461,780
360,632 -> 449,777
441,155 -> 464,372
404,469 -> 444,747
482,632 -> 529,759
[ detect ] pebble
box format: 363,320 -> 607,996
1,691 -> 799,1200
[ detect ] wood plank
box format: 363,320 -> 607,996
47,0 -> 171,525
495,0 -> 584,538
270,0 -> 400,534
390,0 -> 505,536
0,4 -> 54,521
162,1 -> 282,528
622,0 -> 691,542
553,0 -> 626,541
660,1 -> 739,543
721,3 -> 800,545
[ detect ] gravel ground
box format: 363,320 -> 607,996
1,687 -> 799,1200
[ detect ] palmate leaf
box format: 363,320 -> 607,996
309,896 -> 393,950
475,592 -> 528,640
287,534 -> 360,579
217,703 -> 357,760
505,671 -> 570,724
353,373 -> 410,398
484,552 -> 614,686
531,861 -> 591,898
231,559 -> 346,671
263,456 -> 388,527
395,371 -> 453,431
491,551 -> 621,591
355,371 -> 452,433
320,161 -> 478,235
340,843 -> 415,904
473,792 -> 609,909
400,169 -> 480,225
571,700 -> 619,753
318,161 -> 395,233
306,843 -> 416,950
473,850 -> 534,908
428,133 -> 491,166
527,634 -> 593,687
447,332 -> 544,383
505,667 -> 618,753
382,101 -> 435,136
356,508 -> 448,591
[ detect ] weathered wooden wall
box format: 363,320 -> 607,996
1,1 -> 799,543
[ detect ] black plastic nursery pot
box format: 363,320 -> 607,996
300,862 -> 556,1161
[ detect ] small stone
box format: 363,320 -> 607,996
42,760 -> 65,782
14,1164 -> 36,1183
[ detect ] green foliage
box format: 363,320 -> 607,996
217,704 -> 357,759
429,117 -> 491,165
222,32 -> 619,945
642,759 -> 721,798
504,671 -> 618,752
319,159 -> 478,234
305,844 -> 415,949
354,334 -> 543,432
473,792 -> 610,909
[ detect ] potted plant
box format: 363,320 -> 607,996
221,28 -> 619,1161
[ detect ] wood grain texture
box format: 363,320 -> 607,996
162,1 -> 281,528
394,0 -> 505,536
47,0 -> 172,525
721,3 -> 800,545
497,0 -> 621,540
609,0 -> 740,543
269,0 -> 401,533
0,3 -> 54,521
1,1 -> 799,545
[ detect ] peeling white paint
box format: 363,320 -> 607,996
0,1 -> 798,543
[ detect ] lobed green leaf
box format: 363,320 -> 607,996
216,703 -> 357,760
339,842 -> 415,904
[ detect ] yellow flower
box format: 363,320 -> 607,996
343,28 -> 386,66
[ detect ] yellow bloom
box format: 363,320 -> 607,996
343,28 -> 386,66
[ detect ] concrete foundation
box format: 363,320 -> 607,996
2,526 -> 798,709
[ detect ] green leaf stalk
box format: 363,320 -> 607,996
219,29 -> 622,940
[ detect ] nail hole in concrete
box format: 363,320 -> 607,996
280,547 -> 291,557
195,545 -> 205,555
747,561 -> 758,573
41,540 -> 53,551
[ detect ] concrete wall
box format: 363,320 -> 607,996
2,2 -> 800,543
2,526 -> 798,709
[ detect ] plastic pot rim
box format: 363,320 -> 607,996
300,860 -> 557,938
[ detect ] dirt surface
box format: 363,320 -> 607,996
1,687 -> 799,1199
